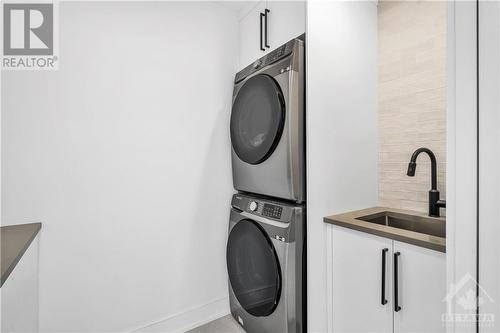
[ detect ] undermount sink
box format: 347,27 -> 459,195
355,211 -> 445,238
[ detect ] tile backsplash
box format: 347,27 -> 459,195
378,1 -> 446,213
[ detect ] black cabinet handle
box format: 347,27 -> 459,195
264,9 -> 270,48
259,13 -> 265,51
381,248 -> 388,305
394,252 -> 401,312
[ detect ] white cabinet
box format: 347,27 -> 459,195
331,226 -> 446,333
393,241 -> 446,333
1,235 -> 39,332
238,1 -> 305,69
332,226 -> 393,333
266,1 -> 306,51
238,2 -> 267,68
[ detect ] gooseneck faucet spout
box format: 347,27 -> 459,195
407,148 -> 437,189
406,148 -> 446,217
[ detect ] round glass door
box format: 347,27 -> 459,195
230,74 -> 285,165
226,219 -> 281,317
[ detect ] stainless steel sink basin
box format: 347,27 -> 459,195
355,211 -> 446,238
324,207 -> 446,252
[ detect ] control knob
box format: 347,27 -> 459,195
252,59 -> 262,69
249,201 -> 258,212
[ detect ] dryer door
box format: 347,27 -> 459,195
226,219 -> 281,317
230,74 -> 285,165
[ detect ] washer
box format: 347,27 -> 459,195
226,193 -> 306,333
230,36 -> 305,203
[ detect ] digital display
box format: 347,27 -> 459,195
262,203 -> 283,219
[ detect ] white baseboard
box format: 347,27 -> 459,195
131,297 -> 230,333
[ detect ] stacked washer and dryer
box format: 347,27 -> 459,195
226,36 -> 306,333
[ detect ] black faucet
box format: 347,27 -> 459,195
406,148 -> 446,217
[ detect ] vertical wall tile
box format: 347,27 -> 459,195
378,1 -> 446,212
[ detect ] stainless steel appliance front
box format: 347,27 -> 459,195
230,37 -> 305,203
226,193 -> 306,333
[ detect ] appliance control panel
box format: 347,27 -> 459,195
231,194 -> 296,222
234,37 -> 300,83
262,203 -> 283,219
264,44 -> 289,66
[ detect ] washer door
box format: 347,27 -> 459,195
230,74 -> 285,165
226,219 -> 281,317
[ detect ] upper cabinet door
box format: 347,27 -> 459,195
393,241 -> 446,333
239,2 -> 267,68
332,226 -> 393,333
266,1 -> 305,49
238,1 -> 305,69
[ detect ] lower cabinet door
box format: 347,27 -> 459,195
332,226 -> 393,333
393,241 -> 446,333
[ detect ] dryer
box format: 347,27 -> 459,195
230,36 -> 305,203
226,193 -> 306,333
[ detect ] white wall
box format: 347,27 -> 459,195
445,2 -> 478,332
1,2 -> 238,332
306,1 -> 378,332
479,1 -> 500,331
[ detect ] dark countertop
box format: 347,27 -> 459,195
324,207 -> 445,253
1,223 -> 42,287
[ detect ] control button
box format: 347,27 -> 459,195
252,60 -> 262,69
262,203 -> 283,219
274,235 -> 286,242
249,201 -> 258,212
